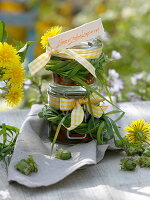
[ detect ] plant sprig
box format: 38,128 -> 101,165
39,105 -> 126,148
43,51 -> 125,151
45,53 -> 125,117
45,53 -> 108,82
0,123 -> 19,168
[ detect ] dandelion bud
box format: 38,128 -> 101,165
120,158 -> 136,171
55,148 -> 72,160
15,155 -> 38,175
143,150 -> 150,157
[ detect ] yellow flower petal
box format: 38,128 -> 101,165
40,26 -> 62,49
0,42 -> 20,68
2,64 -> 25,87
125,120 -> 150,143
5,86 -> 24,107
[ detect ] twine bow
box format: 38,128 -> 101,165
28,46 -> 102,76
49,92 -> 108,130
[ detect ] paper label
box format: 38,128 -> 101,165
48,18 -> 104,49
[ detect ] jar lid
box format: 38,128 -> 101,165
48,83 -> 97,99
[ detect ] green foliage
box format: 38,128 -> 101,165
0,21 -> 7,42
39,105 -> 126,149
50,116 -> 67,154
38,104 -> 63,124
15,41 -> 34,63
45,53 -> 123,115
45,53 -> 109,82
0,123 -> 19,168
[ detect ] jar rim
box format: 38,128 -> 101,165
48,83 -> 98,99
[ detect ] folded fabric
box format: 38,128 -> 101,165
8,104 -> 118,188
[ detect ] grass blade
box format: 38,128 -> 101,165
50,116 -> 67,155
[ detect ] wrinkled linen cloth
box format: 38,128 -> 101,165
8,104 -> 118,188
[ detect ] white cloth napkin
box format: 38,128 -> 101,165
8,104 -> 118,188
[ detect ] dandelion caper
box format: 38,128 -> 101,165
143,150 -> 150,157
115,140 -> 124,147
125,146 -> 144,156
55,148 -> 72,160
137,156 -> 150,168
15,155 -> 38,175
120,158 -> 136,171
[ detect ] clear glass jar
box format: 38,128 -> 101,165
47,83 -> 97,144
48,82 -> 97,99
52,38 -> 102,86
47,38 -> 102,144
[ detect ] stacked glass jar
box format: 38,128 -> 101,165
47,38 -> 103,144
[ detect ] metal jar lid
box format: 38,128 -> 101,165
71,37 -> 103,50
48,82 -> 98,99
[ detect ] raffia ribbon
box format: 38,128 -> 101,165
49,92 -> 108,130
28,46 -> 102,76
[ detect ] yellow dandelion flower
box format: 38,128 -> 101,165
0,42 -> 20,68
5,86 -> 24,107
125,120 -> 150,143
2,64 -> 25,87
40,26 -> 62,49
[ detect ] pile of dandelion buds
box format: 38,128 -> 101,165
119,120 -> 150,171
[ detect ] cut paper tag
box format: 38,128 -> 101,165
48,18 -> 104,49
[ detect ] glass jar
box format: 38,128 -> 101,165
53,73 -> 95,86
47,83 -> 97,144
49,123 -> 92,145
52,38 -> 102,86
48,82 -> 97,99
